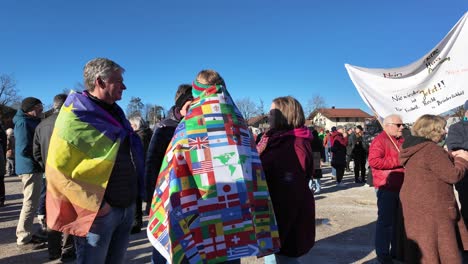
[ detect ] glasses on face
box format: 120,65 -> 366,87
389,123 -> 404,128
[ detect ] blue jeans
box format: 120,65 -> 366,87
152,248 -> 168,264
75,203 -> 135,264
37,177 -> 46,216
375,189 -> 399,260
324,147 -> 330,163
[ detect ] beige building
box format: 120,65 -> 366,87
307,107 -> 373,129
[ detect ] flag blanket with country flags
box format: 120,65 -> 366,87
147,82 -> 280,263
45,91 -> 144,237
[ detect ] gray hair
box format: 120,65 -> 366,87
128,116 -> 148,131
383,114 -> 402,125
83,58 -> 125,92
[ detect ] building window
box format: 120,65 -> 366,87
336,117 -> 340,122
355,118 -> 359,122
345,118 -> 349,122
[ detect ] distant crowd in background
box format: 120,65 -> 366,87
0,57 -> 468,264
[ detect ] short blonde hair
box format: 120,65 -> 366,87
271,96 -> 305,130
411,114 -> 446,142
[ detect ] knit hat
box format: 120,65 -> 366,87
464,100 -> 468,111
21,97 -> 42,112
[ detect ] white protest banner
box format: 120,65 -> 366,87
345,12 -> 468,123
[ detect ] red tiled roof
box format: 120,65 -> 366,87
247,115 -> 268,126
309,108 -> 373,119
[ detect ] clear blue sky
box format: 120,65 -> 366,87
1,1 -> 467,115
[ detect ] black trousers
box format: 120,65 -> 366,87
48,228 -> 74,257
335,167 -> 345,183
353,153 -> 367,182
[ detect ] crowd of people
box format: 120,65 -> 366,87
0,57 -> 468,264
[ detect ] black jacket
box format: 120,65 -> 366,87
33,112 -> 58,170
145,107 -> 181,203
446,119 -> 468,223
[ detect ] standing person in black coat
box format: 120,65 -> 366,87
145,84 -> 193,264
350,125 -> 368,183
129,115 -> 152,234
310,128 -> 325,193
33,94 -> 75,261
346,127 -> 354,172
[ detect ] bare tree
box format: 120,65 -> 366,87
145,103 -> 165,127
257,98 -> 266,115
306,95 -> 326,117
62,82 -> 85,95
235,97 -> 259,120
0,74 -> 21,106
127,96 -> 145,117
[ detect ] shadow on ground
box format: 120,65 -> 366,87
307,221 -> 377,264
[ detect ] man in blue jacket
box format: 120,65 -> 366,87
14,97 -> 45,249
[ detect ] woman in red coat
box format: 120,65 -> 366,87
257,96 -> 315,263
400,114 -> 468,263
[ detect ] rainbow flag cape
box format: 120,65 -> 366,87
147,82 -> 280,264
45,91 -> 144,237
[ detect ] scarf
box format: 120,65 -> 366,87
147,82 -> 280,264
257,127 -> 312,155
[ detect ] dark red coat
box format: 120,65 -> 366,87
259,128 -> 315,257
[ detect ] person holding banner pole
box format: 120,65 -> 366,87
368,114 -> 405,264
446,100 -> 468,261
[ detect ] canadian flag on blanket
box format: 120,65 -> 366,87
345,12 -> 468,123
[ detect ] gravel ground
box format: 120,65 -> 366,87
0,164 -> 383,264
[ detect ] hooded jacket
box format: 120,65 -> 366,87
13,109 -> 42,174
399,134 -> 468,263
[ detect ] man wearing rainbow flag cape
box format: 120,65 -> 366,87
45,58 -> 144,263
147,70 -> 280,263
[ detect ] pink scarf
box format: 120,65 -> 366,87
257,126 -> 312,155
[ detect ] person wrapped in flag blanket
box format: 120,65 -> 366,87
45,58 -> 145,264
147,70 -> 281,264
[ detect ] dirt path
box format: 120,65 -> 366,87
0,165 -> 381,263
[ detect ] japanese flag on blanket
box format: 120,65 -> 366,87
345,12 -> 468,123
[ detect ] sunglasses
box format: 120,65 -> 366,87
389,123 -> 404,128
